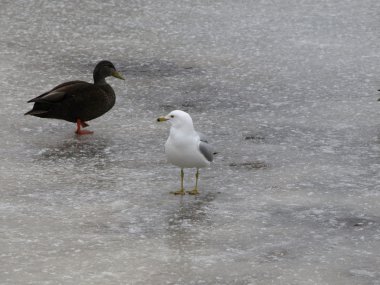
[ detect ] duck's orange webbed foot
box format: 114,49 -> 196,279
75,119 -> 93,135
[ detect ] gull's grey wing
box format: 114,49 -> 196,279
197,132 -> 209,143
199,141 -> 214,162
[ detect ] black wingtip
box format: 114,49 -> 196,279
27,98 -> 39,103
24,109 -> 48,116
24,110 -> 34,115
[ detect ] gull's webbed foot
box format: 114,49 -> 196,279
187,189 -> 199,195
170,189 -> 186,195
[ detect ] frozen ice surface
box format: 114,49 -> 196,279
1,0 -> 380,284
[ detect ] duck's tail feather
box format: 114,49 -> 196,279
24,109 -> 49,116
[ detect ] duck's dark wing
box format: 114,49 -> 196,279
25,81 -> 109,122
27,81 -> 87,103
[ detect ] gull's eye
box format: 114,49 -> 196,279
170,115 -> 174,118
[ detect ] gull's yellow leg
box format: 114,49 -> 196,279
171,168 -> 185,195
187,168 -> 200,195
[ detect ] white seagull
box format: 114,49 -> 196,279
157,110 -> 214,195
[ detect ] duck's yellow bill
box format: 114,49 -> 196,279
111,70 -> 125,80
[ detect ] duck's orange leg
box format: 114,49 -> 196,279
75,119 -> 93,135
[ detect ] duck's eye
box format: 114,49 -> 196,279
170,115 -> 174,118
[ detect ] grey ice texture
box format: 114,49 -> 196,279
1,0 -> 380,284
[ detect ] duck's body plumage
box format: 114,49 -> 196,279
25,60 -> 124,134
26,81 -> 116,122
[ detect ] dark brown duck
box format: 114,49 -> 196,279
25,60 -> 124,135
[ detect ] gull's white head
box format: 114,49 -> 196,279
157,110 -> 194,129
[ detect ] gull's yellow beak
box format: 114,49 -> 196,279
157,116 -> 168,122
111,70 -> 125,80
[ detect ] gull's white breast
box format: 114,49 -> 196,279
165,130 -> 210,168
